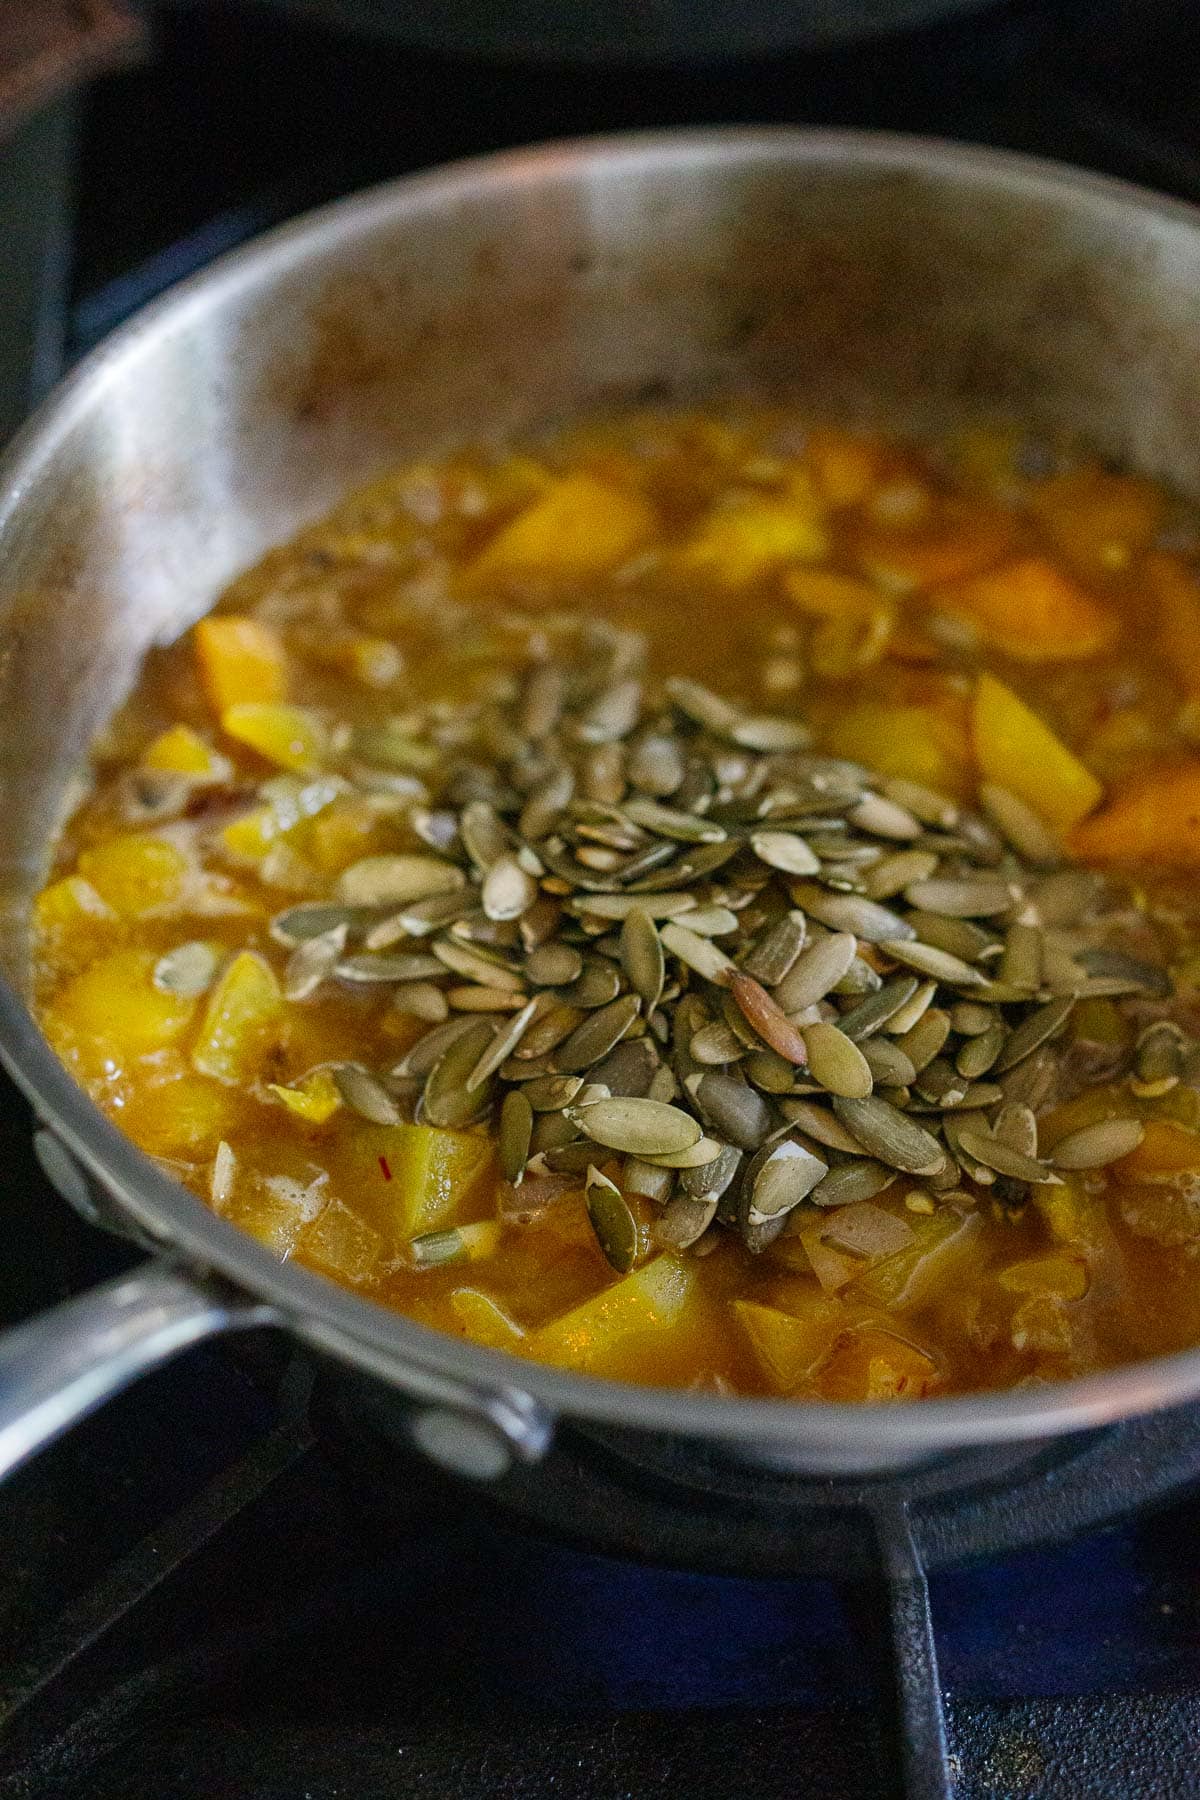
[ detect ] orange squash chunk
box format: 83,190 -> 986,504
855,497 -> 1014,592
972,674 -> 1103,831
818,1328 -> 940,1402
468,473 -> 655,585
935,556 -> 1119,661
805,426 -> 883,506
1070,759 -> 1200,866
195,615 -> 288,714
1030,467 -> 1164,574
1147,551 -> 1200,698
1115,1118 -> 1200,1182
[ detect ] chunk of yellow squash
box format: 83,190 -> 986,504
191,950 -> 282,1084
48,948 -> 198,1064
221,703 -> 326,773
300,1197 -> 383,1286
1070,759 -> 1200,867
267,1067 -> 343,1125
678,490 -> 828,588
935,556 -> 1118,661
450,1286 -> 526,1350
195,614 -> 288,714
528,1256 -> 697,1375
731,1295 -> 845,1393
468,473 -> 655,584
142,724 -> 230,781
77,834 -> 190,917
34,874 -> 116,936
818,1327 -> 940,1401
972,673 -> 1102,831
826,700 -> 972,801
340,1121 -> 493,1245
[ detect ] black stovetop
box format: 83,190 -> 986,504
6,2 -> 1200,1795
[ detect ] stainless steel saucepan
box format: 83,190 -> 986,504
3,128 -> 1200,1500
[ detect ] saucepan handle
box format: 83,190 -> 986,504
0,1261 -> 277,1482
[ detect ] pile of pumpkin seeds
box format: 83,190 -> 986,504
254,618 -> 1183,1271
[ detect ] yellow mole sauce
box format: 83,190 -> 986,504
33,410 -> 1200,1402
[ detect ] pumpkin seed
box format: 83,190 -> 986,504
666,675 -> 742,735
570,1095 -> 702,1156
979,782 -> 1063,867
750,830 -> 820,875
772,932 -> 858,1013
620,908 -> 665,1011
1133,1021 -> 1187,1094
831,1095 -> 947,1176
337,854 -> 465,906
993,1102 -> 1038,1159
951,1000 -> 995,1036
955,1020 -> 1007,1078
885,979 -> 937,1038
863,849 -> 940,901
392,1014 -> 479,1078
334,1062 -> 404,1125
617,1158 -> 671,1207
882,938 -> 987,988
590,1038 -> 660,1098
905,911 -> 996,963
729,971 -> 810,1064
585,1167 -> 641,1272
859,1036 -> 917,1089
690,1021 -> 747,1064
552,994 -> 641,1072
560,959 -> 623,1009
391,981 -> 450,1023
688,1070 -> 774,1150
639,1136 -> 725,1170
837,976 -> 920,1041
271,902 -> 368,946
955,1127 -> 1058,1184
448,985 -> 527,1012
481,854 -> 538,921
745,1048 -> 797,1092
154,939 -> 221,998
432,937 -> 525,990
459,800 -> 509,873
210,1140 -> 236,1208
525,942 -> 584,986
1050,1118 -> 1145,1169
999,922 -> 1044,991
992,996 -> 1075,1072
809,1158 -> 897,1208
579,679 -> 643,745
778,1099 -> 868,1154
802,1020 -> 873,1098
903,877 -> 1015,918
740,911 -> 808,986
742,1137 -> 828,1228
465,996 -> 541,1089
499,1089 -> 534,1182
519,765 -> 575,840
519,662 -> 565,740
680,1141 -> 743,1201
570,891 -> 697,921
421,1020 -> 496,1127
878,777 -> 959,830
732,713 -> 811,752
653,1194 -> 718,1250
660,921 -> 736,984
847,793 -> 923,841
790,884 -> 916,943
524,1073 -> 587,1112
337,952 -> 445,984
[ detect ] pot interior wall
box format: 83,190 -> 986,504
4,134 -> 1200,987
